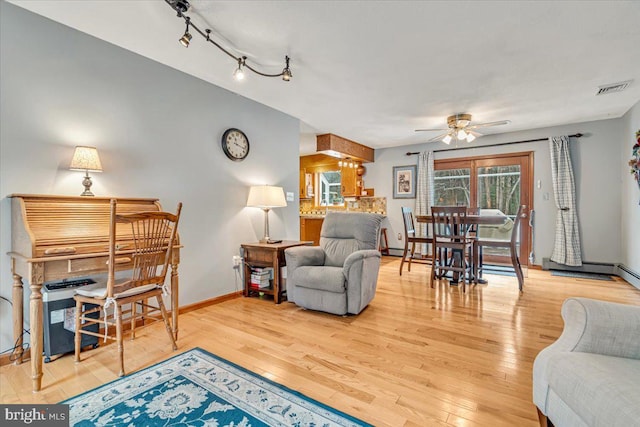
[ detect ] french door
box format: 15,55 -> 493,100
434,152 -> 533,266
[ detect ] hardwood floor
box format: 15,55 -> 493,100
2,257 -> 639,426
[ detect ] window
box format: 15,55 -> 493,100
318,171 -> 342,205
434,168 -> 471,206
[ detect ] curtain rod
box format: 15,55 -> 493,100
406,133 -> 583,155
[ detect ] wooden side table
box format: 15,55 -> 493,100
241,240 -> 312,304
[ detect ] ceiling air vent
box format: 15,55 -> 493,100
596,80 -> 632,96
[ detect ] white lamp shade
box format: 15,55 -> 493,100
69,146 -> 103,172
247,185 -> 287,208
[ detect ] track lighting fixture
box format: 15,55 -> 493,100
179,17 -> 192,47
166,0 -> 292,82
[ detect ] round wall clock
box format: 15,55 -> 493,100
221,128 -> 250,161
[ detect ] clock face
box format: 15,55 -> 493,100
221,128 -> 250,161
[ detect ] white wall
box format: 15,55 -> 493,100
366,118 -> 624,267
620,100 -> 640,275
0,3 -> 300,351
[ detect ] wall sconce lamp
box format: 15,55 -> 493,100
166,0 -> 292,82
69,146 -> 103,196
247,185 -> 287,244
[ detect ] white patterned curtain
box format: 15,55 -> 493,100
415,151 -> 434,254
549,136 -> 582,266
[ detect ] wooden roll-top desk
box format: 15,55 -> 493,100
8,194 -> 181,392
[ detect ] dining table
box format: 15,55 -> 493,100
415,213 -> 508,284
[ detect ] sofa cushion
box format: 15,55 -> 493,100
546,352 -> 640,427
293,266 -> 345,293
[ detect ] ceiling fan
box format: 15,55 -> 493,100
415,113 -> 510,144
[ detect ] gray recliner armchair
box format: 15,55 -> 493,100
285,212 -> 384,315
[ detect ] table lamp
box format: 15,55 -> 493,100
247,185 -> 287,243
69,146 -> 103,196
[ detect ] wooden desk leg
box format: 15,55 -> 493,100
11,271 -> 24,365
170,261 -> 179,342
272,255 -> 280,304
30,262 -> 44,392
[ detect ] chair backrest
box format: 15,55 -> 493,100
401,206 -> 416,238
320,211 -> 383,267
106,199 -> 182,297
511,204 -> 526,246
431,206 -> 471,241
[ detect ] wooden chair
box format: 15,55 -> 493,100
475,204 -> 526,291
430,206 -> 476,291
399,207 -> 433,275
74,199 -> 182,376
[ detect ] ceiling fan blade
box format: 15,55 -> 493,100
415,128 -> 449,132
466,120 -> 511,129
427,132 -> 449,142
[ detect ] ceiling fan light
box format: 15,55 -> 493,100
457,129 -> 468,140
442,134 -> 453,144
466,133 -> 476,143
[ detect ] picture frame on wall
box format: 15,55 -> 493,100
393,165 -> 417,199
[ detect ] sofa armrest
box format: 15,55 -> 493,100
343,249 -> 381,314
533,297 -> 640,412
554,297 -> 640,358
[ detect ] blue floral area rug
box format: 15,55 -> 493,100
62,347 -> 371,427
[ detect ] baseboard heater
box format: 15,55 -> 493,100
617,264 -> 640,289
543,258 -> 640,289
542,258 -> 617,275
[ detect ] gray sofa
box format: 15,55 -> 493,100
533,297 -> 640,427
285,212 -> 383,315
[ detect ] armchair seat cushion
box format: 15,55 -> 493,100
294,266 -> 345,293
546,352 -> 640,427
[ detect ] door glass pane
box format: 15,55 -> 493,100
434,168 -> 471,206
477,165 -> 521,256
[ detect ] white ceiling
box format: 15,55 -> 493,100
9,0 -> 640,155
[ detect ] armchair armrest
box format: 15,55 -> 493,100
343,249 -> 381,314
533,297 -> 640,412
284,246 -> 325,270
343,249 -> 381,277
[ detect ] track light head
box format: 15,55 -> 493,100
282,56 -> 292,81
179,32 -> 192,47
179,17 -> 192,47
233,57 -> 246,81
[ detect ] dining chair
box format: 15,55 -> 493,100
475,204 -> 526,291
399,207 -> 433,275
430,206 -> 476,291
73,199 -> 182,376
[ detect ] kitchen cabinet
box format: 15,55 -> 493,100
300,217 -> 324,245
341,166 -> 362,197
